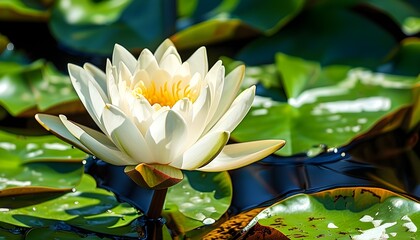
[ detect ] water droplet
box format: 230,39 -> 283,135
6,43 -> 14,51
202,218 -> 215,225
71,188 -> 77,192
0,208 -> 10,212
32,207 -> 36,211
341,152 -> 346,157
74,201 -> 79,205
82,160 -> 87,165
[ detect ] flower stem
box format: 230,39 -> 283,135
148,188 -> 168,219
139,188 -> 167,240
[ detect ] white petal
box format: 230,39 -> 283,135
159,54 -> 182,76
35,114 -> 92,154
68,64 -> 107,133
198,140 -> 286,172
83,63 -> 108,95
113,44 -> 136,73
170,131 -> 229,170
208,86 -> 255,134
154,39 -> 176,62
106,60 -> 120,106
101,104 -> 154,163
59,115 -> 136,166
190,86 -> 211,143
172,98 -> 193,126
207,65 -> 245,128
137,49 -> 159,73
186,46 -> 208,78
159,46 -> 182,66
131,95 -> 154,135
203,61 -> 224,128
145,110 -> 188,165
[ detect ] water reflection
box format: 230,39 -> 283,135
85,127 -> 419,216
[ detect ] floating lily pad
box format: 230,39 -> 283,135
365,0 -> 420,35
231,53 -> 420,156
240,187 -> 419,239
164,171 -> 232,234
49,0 -> 173,55
236,6 -> 397,68
172,0 -> 304,50
0,0 -> 50,21
0,174 -> 141,237
0,59 -> 83,117
0,130 -> 87,197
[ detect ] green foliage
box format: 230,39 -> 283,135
0,0 -> 419,238
241,188 -> 419,239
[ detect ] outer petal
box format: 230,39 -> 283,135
206,65 -> 245,129
154,39 -> 176,62
102,104 -> 154,164
59,115 -> 137,166
83,63 -> 108,96
198,140 -> 286,172
68,64 -> 107,133
113,44 -> 137,73
207,85 -> 255,134
170,131 -> 229,170
145,110 -> 188,165
186,46 -> 208,79
35,114 -> 92,154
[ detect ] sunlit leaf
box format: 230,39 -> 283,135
0,174 -> 140,237
54,0 -> 131,25
0,130 -> 87,197
0,0 -> 50,21
50,0 -> 174,55
240,187 -> 419,239
163,171 -> 232,234
232,54 -> 420,156
172,0 -> 304,50
0,60 -> 83,117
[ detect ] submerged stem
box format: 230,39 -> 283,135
136,188 -> 168,239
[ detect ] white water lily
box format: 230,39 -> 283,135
35,39 -> 285,189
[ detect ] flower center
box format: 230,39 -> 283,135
132,79 -> 200,108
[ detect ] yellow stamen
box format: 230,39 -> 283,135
132,77 -> 200,108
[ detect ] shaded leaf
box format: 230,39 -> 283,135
236,7 -> 397,68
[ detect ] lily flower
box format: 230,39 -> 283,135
35,39 -> 285,189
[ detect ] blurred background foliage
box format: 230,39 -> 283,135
0,0 -> 419,239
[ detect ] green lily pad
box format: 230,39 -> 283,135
172,0 -> 304,50
365,0 -> 420,35
240,187 -> 419,239
0,60 -> 83,117
0,174 -> 140,237
0,0 -> 50,21
0,130 -> 87,197
163,171 -> 232,234
236,6 -> 397,68
26,227 -> 107,240
231,53 -> 420,156
49,0 -> 173,55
